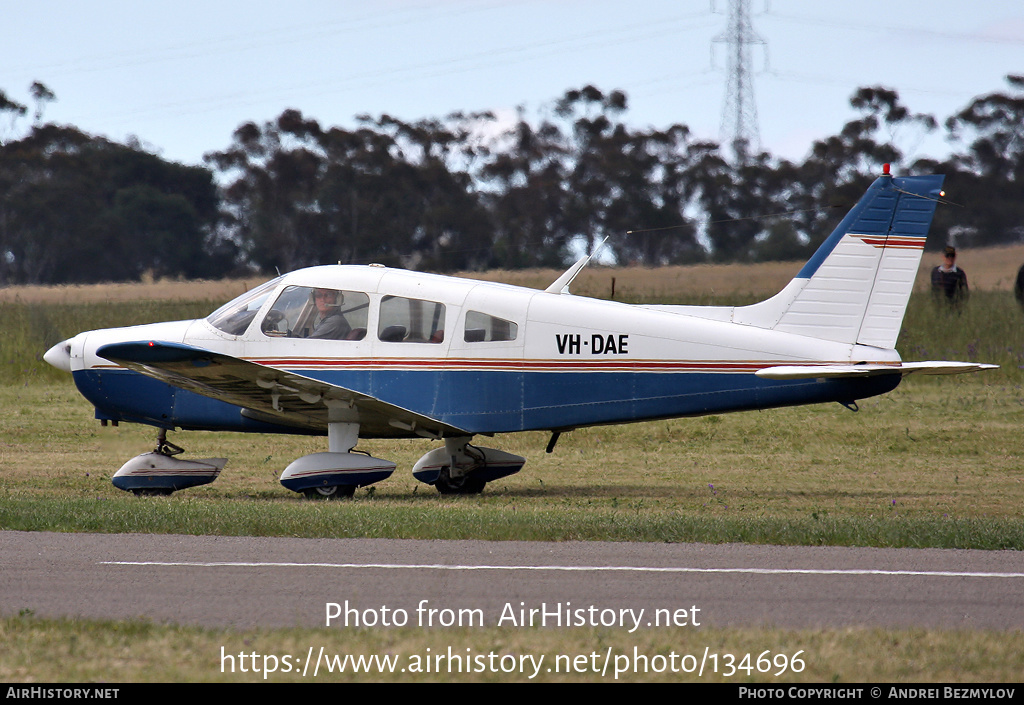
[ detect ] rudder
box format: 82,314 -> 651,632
735,172 -> 945,349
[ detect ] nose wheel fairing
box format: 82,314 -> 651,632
111,430 -> 226,495
111,452 -> 227,494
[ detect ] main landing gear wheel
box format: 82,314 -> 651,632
412,441 -> 524,494
303,485 -> 357,500
434,466 -> 486,495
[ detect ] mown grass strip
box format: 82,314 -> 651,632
2,496 -> 1021,549
3,614 -> 1022,682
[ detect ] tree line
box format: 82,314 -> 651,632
1,77 -> 1022,285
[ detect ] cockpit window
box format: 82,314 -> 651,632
261,286 -> 369,340
378,295 -> 445,343
464,311 -> 518,342
206,277 -> 281,336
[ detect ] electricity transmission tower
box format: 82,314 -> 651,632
713,0 -> 767,159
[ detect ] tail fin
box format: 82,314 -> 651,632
735,172 -> 945,349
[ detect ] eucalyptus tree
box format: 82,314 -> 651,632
683,139 -> 766,263
479,110 -> 573,268
206,109 -> 329,273
940,75 -> 1024,247
0,90 -> 28,145
350,113 -> 493,271
606,124 -> 707,266
210,109 -> 493,274
793,87 -> 937,251
28,81 -> 56,125
0,124 -> 221,284
553,85 -> 632,259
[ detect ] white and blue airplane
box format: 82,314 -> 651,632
44,168 -> 994,497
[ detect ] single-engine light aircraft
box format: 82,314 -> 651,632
45,168 -> 995,497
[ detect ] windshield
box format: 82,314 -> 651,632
206,277 -> 282,335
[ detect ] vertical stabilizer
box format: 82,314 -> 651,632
735,173 -> 945,349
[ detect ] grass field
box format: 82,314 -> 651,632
2,256 -> 1023,682
2,377 -> 1022,548
3,615 -> 1022,683
2,259 -> 1022,542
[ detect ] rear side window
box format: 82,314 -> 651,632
464,311 -> 518,342
378,295 -> 446,343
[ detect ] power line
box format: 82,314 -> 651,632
767,10 -> 1024,47
71,14 -> 719,130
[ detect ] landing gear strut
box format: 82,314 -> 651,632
279,421 -> 396,498
155,428 -> 184,457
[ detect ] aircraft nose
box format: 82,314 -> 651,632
44,339 -> 73,373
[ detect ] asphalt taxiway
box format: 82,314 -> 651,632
2,531 -> 1021,630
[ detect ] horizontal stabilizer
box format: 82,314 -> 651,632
756,361 -> 998,380
897,361 -> 1000,376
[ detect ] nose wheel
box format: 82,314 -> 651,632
132,488 -> 174,497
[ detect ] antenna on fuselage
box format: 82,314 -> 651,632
544,237 -> 610,295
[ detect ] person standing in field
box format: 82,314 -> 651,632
931,246 -> 969,307
1014,263 -> 1024,310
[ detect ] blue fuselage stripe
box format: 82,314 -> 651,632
73,367 -> 901,435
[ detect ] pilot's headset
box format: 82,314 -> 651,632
310,288 -> 344,308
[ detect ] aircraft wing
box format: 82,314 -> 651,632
97,341 -> 469,439
755,361 -> 998,380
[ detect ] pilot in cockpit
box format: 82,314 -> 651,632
309,288 -> 352,339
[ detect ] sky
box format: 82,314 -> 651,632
3,0 -> 1023,168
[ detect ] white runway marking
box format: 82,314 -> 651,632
101,561 -> 1024,579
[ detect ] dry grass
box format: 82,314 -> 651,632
6,243 -> 1024,306
0,277 -> 268,305
2,615 -> 1021,682
482,244 -> 1024,297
